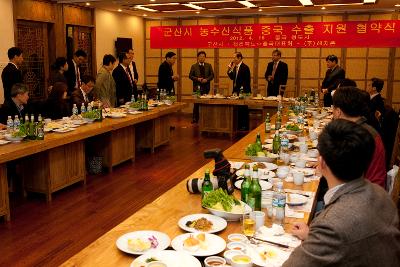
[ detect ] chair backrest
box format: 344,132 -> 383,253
279,85 -> 286,97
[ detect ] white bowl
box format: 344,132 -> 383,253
204,256 -> 226,267
231,254 -> 252,267
4,134 -> 26,142
228,233 -> 247,243
206,201 -> 251,221
83,118 -> 96,123
227,242 -> 246,253
224,250 -> 244,265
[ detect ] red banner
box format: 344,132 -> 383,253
150,20 -> 399,48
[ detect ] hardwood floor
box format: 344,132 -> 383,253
0,113 -> 238,267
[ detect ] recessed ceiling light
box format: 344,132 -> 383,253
395,4 -> 400,7
196,11 -> 200,14
143,14 -> 148,16
85,2 -> 90,6
150,0 -> 156,2
321,6 -> 326,9
363,0 -> 376,3
258,8 -> 262,11
118,9 -> 122,12
298,0 -> 314,6
135,5 -> 158,12
238,1 -> 257,8
183,3 -> 205,10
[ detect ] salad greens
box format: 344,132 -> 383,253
286,124 -> 300,131
82,110 -> 98,119
245,143 -> 262,156
202,188 -> 240,212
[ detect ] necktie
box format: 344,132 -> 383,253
272,62 -> 278,78
234,66 -> 238,88
199,64 -> 205,78
126,67 -> 133,87
76,67 -> 81,88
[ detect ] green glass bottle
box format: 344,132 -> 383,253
275,111 -> 282,130
201,169 -> 213,199
36,114 -> 44,140
29,114 -> 36,140
248,166 -> 262,211
265,113 -> 271,133
255,132 -> 262,152
272,130 -> 281,154
241,164 -> 251,204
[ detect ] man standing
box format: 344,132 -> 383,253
283,119 -> 400,267
321,55 -> 345,107
128,49 -> 139,94
367,77 -> 385,119
71,75 -> 95,108
227,52 -> 251,95
1,47 -> 24,103
264,49 -> 288,96
189,51 -> 214,123
64,49 -> 87,95
157,51 -> 178,95
112,52 -> 135,105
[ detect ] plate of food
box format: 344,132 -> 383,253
171,232 -> 226,257
291,168 -> 314,176
235,180 -> 273,191
202,188 -> 251,221
4,133 -> 26,142
178,214 -> 227,234
116,230 -> 170,255
249,162 -> 278,171
0,140 -> 11,145
286,194 -> 309,206
108,112 -> 126,118
53,128 -> 75,133
250,244 -> 292,267
131,250 -> 201,267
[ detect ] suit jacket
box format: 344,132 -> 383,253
283,178 -> 400,267
1,63 -> 23,102
157,61 -> 175,94
112,64 -> 135,105
189,62 -> 214,94
321,66 -> 345,107
227,62 -> 251,94
0,98 -> 26,124
44,98 -> 70,120
64,59 -> 82,95
370,93 -> 385,118
93,66 -> 116,108
264,61 -> 288,96
71,88 -> 94,109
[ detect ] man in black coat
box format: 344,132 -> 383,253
0,83 -> 29,124
227,52 -> 251,95
367,77 -> 385,119
265,49 -> 288,96
157,52 -> 178,95
1,47 -> 24,103
321,55 -> 345,107
112,52 -> 135,105
64,49 -> 87,95
128,49 -> 139,94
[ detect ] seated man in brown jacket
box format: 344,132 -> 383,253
283,119 -> 400,267
71,75 -> 95,110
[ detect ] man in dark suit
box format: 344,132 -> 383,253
227,52 -> 251,130
112,52 -> 135,105
283,119 -> 400,267
1,47 -> 24,103
189,51 -> 214,123
64,49 -> 87,95
71,75 -> 95,109
264,49 -> 288,96
227,52 -> 251,95
0,83 -> 29,124
128,49 -> 139,94
367,77 -> 385,120
321,55 -> 345,107
158,51 -> 178,95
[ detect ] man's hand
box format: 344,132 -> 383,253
201,78 -> 208,83
291,222 -> 309,240
267,75 -> 273,81
172,75 -> 179,81
322,88 -> 328,94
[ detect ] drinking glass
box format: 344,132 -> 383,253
242,214 -> 256,237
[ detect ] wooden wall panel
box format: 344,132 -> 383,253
346,59 -> 367,80
300,59 -> 319,78
321,48 -> 341,57
146,58 -> 162,76
302,48 -> 319,57
198,18 -> 215,25
63,5 -> 93,26
14,0 -> 56,22
368,59 -> 388,78
146,20 -> 161,38
146,40 -> 161,57
181,19 -> 197,26
182,58 -> 195,77
181,78 -> 193,94
347,48 -> 367,57
392,82 -> 400,110
348,14 -> 370,21
219,49 -> 236,57
259,17 -> 277,23
369,48 -> 390,57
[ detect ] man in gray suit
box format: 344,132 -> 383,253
189,51 -> 214,123
283,119 -> 400,267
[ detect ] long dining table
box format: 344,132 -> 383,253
0,102 -> 186,220
61,115 -> 321,267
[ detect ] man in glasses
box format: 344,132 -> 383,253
321,55 -> 345,107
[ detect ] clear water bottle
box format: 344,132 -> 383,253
156,88 -> 160,101
131,94 -> 135,103
13,116 -> 20,132
170,88 -> 174,96
272,181 -> 286,225
81,103 -> 86,113
72,104 -> 78,115
6,116 -> 13,133
87,103 -> 92,112
280,133 -> 289,153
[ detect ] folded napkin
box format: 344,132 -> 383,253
285,207 -> 305,219
229,161 -> 245,170
256,225 -> 301,248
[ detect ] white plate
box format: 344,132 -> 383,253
291,168 -> 314,176
249,162 -> 278,171
129,111 -> 143,115
131,250 -> 201,267
0,140 -> 11,145
108,113 -> 126,118
4,134 -> 26,142
235,180 -> 272,191
206,201 -> 251,221
53,128 -> 75,133
250,244 -> 292,267
265,138 -> 273,144
286,194 -> 309,206
171,233 -> 226,257
116,230 -> 170,255
178,214 -> 227,234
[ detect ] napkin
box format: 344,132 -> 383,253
256,225 -> 301,248
229,161 -> 245,170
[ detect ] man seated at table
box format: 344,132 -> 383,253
283,119 -> 400,267
332,86 -> 386,188
71,75 -> 95,109
0,83 -> 29,124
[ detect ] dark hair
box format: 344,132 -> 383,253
10,83 -> 28,97
74,49 -> 87,58
272,49 -> 281,57
371,77 -> 384,92
235,52 -> 243,60
103,54 -> 116,66
197,51 -> 206,57
165,51 -> 176,59
8,47 -> 22,60
326,55 -> 338,63
317,119 -> 375,181
118,52 -> 128,63
52,57 -> 67,71
337,78 -> 357,88
48,82 -> 67,100
333,86 -> 369,117
81,75 -> 95,85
